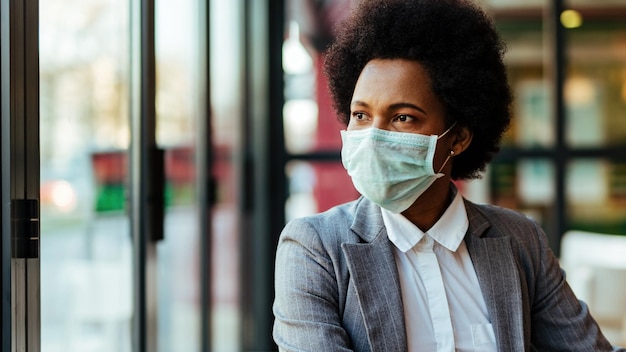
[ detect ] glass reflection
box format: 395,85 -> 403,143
209,0 -> 243,350
40,0 -> 132,350
155,0 -> 203,350
286,161 -> 358,220
568,160 -> 626,235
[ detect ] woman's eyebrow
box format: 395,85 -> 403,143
350,101 -> 427,115
388,102 -> 428,115
350,100 -> 369,109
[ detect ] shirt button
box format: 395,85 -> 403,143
422,235 -> 434,249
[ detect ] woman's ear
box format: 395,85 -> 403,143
451,125 -> 473,156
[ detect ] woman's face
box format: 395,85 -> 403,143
348,58 -> 447,136
348,58 -> 460,179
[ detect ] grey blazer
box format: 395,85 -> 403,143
273,195 -> 625,352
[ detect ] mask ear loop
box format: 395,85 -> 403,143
437,150 -> 455,174
437,122 -> 457,140
435,122 -> 458,174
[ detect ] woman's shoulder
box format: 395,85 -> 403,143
465,200 -> 538,225
464,199 -> 551,261
281,198 -> 363,243
277,198 -> 367,264
464,199 -> 546,242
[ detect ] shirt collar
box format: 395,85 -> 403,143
383,185 -> 469,253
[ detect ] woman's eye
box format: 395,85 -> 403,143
352,112 -> 366,120
395,114 -> 413,122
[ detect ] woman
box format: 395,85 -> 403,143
273,0 -> 624,351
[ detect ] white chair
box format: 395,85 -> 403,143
560,230 -> 626,347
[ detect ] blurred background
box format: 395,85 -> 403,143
21,0 -> 626,350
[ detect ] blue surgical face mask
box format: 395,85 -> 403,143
340,123 -> 455,213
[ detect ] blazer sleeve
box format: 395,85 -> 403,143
525,220 -> 626,351
272,217 -> 354,352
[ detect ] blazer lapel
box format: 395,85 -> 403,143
464,202 -> 526,352
341,198 -> 408,352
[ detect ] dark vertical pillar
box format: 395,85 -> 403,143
129,0 -> 159,350
198,1 -> 212,350
1,0 -> 41,350
550,0 -> 567,256
241,0 -> 285,350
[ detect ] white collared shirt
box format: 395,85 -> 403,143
382,189 -> 497,352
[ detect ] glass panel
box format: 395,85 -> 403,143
564,159 -> 626,346
283,0 -> 354,154
286,161 -> 358,220
487,1 -> 551,148
489,159 -> 555,226
210,0 -> 244,350
566,10 -> 626,147
490,2 -> 626,148
39,0 -> 132,351
511,77 -> 553,148
561,228 -> 626,347
154,0 -> 202,349
567,160 -> 626,235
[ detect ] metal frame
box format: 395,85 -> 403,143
1,0 -> 40,351
130,0 -> 212,350
197,1 -> 212,350
0,0 -> 10,340
550,0 -> 568,255
129,0 -> 161,350
240,0 -> 285,350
